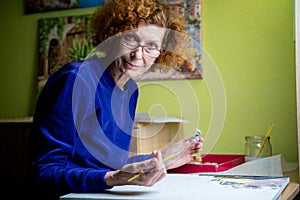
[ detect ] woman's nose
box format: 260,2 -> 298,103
131,46 -> 143,59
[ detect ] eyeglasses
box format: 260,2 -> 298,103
119,33 -> 161,58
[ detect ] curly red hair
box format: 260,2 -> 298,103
89,0 -> 188,69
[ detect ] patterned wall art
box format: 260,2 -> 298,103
37,14 -> 92,93
25,0 -> 104,14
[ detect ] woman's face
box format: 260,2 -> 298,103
116,24 -> 166,79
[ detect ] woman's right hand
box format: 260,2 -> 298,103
105,150 -> 167,187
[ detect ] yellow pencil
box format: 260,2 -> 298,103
128,150 -> 182,182
128,173 -> 142,182
255,124 -> 274,157
128,129 -> 203,182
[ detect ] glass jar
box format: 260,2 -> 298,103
244,135 -> 272,162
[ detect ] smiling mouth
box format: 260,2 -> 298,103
123,60 -> 141,70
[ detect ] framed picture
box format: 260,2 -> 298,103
24,0 -> 104,14
37,14 -> 93,93
37,0 -> 202,92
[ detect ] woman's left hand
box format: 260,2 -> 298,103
162,136 -> 203,170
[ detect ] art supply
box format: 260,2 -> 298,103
193,128 -> 203,142
127,172 -> 142,182
128,128 -> 203,182
128,148 -> 184,182
168,154 -> 245,174
244,124 -> 273,162
191,128 -> 203,161
255,124 -> 274,157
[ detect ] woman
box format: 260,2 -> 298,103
29,0 -> 203,199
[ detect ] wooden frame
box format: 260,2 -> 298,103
37,14 -> 92,94
24,0 -> 104,14
296,0 -> 300,183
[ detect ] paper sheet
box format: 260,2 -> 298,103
280,155 -> 299,172
217,155 -> 283,176
60,155 -> 295,200
60,174 -> 289,200
199,154 -> 298,177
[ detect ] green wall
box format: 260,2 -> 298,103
0,0 -> 298,162
201,0 -> 297,162
203,0 -> 297,161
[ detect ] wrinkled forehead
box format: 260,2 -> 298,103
123,24 -> 167,40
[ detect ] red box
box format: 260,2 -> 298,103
168,154 -> 245,174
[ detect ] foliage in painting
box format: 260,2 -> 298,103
38,14 -> 93,93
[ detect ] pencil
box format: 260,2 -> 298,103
128,149 -> 183,182
255,124 -> 274,157
128,173 -> 142,182
128,128 -> 203,182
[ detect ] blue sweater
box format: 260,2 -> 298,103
29,57 -> 151,199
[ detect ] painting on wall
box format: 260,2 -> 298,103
24,0 -> 104,14
37,14 -> 93,93
37,0 -> 202,92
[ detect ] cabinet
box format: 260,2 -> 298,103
0,119 -> 32,198
130,114 -> 187,154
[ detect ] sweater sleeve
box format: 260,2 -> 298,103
127,154 -> 153,164
30,62 -> 112,198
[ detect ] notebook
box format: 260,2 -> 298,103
60,173 -> 290,200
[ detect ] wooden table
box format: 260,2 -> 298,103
281,169 -> 300,200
